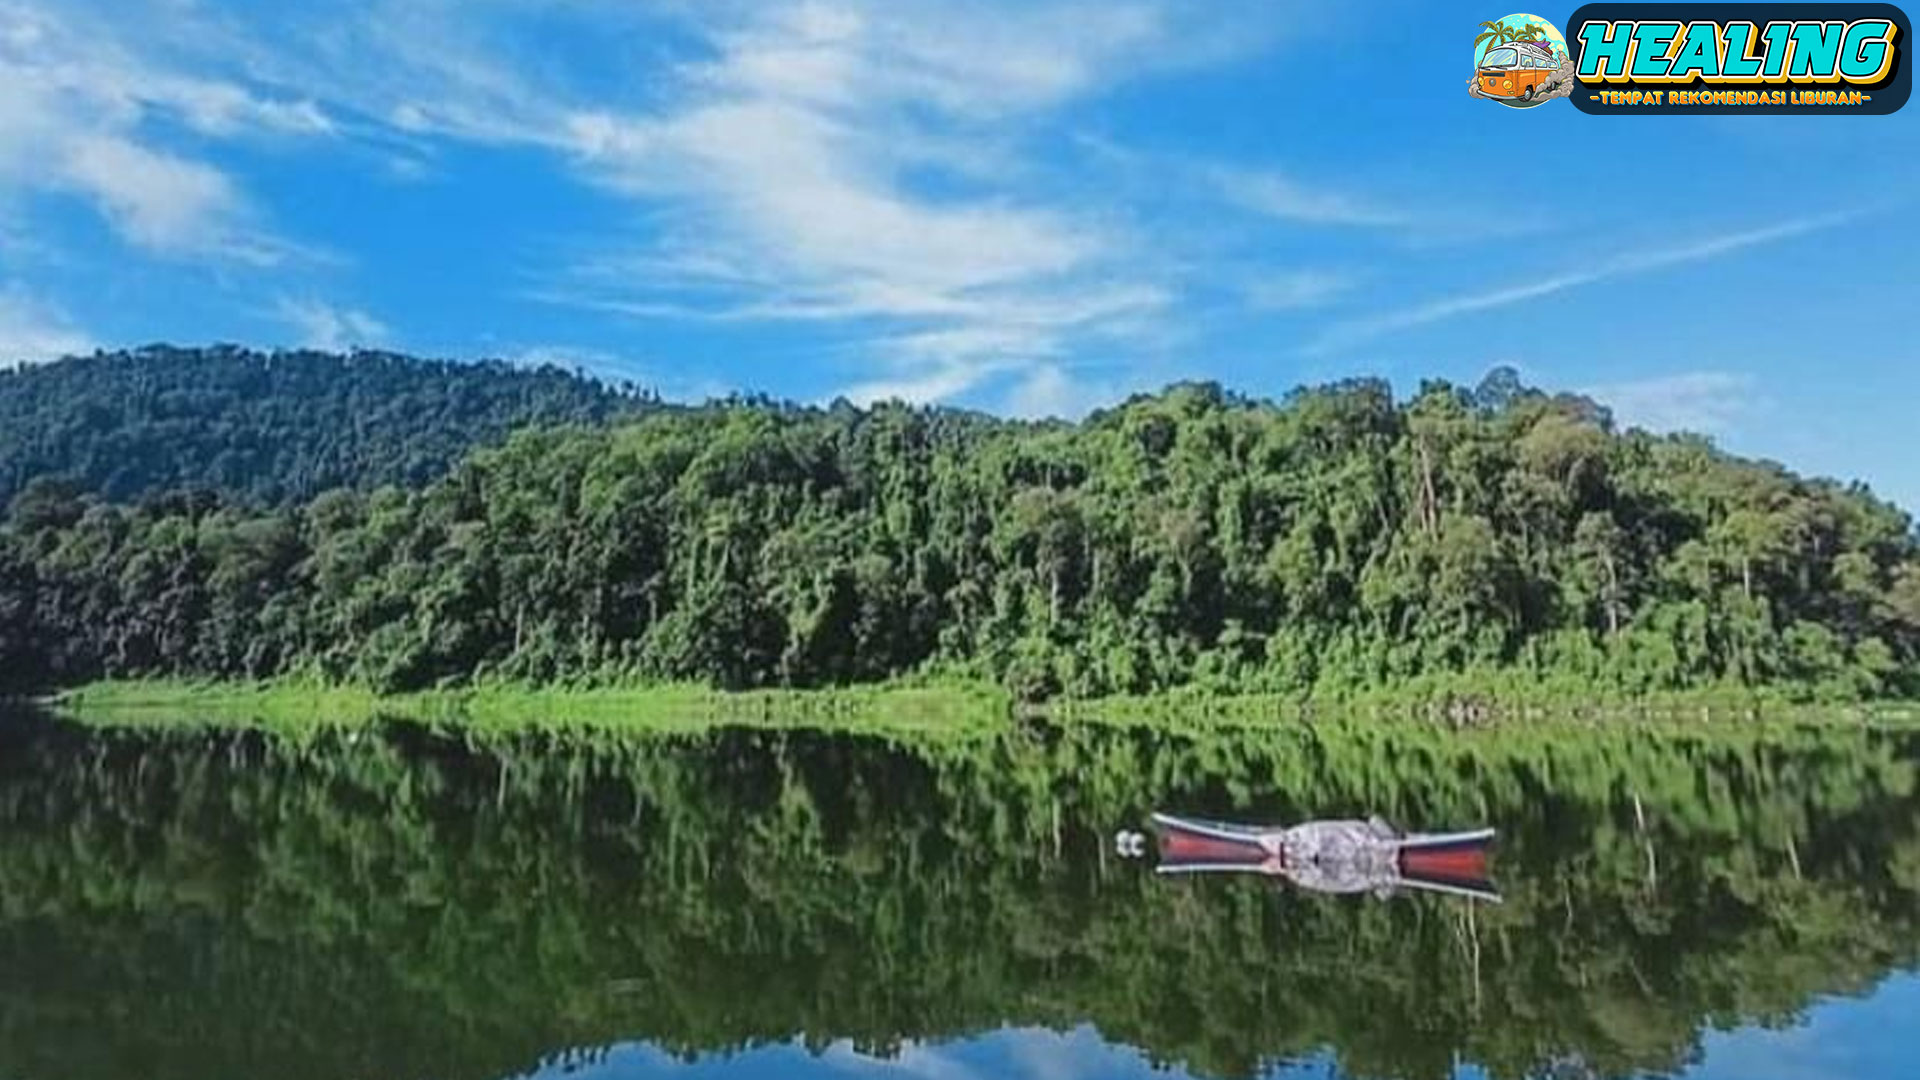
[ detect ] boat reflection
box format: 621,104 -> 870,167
1122,813 -> 1500,903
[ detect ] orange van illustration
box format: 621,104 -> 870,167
1477,40 -> 1557,101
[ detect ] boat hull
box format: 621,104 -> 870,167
1153,814 -> 1276,870
1149,812 -> 1498,899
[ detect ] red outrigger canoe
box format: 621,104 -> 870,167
1151,812 -> 1499,902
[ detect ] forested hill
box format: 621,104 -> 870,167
2,364 -> 1918,700
0,345 -> 654,506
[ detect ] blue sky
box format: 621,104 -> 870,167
1,1 -> 1916,511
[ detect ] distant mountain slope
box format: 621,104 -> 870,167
0,346 -> 654,506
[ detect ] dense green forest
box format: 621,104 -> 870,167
0,714 -> 1914,1080
0,345 -> 653,506
3,350 -> 1918,700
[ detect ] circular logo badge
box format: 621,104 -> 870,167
1470,14 -> 1571,109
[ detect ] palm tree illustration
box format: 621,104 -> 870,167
1475,18 -> 1550,58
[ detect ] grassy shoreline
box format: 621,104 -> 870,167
26,677 -> 1920,734
36,679 -> 1020,735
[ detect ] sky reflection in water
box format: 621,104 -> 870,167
524,974 -> 1920,1080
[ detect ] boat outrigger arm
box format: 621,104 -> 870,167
1144,812 -> 1501,903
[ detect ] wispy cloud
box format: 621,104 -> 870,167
998,362 -> 1165,420
1003,1026 -> 1135,1080
275,297 -> 387,353
0,0 -> 1295,402
504,343 -> 735,401
60,135 -> 271,261
822,1038 -> 987,1080
0,1 -> 325,263
1209,164 -> 1406,227
1005,364 -> 1089,419
0,284 -> 95,365
1304,211 -> 1858,355
1241,270 -> 1353,311
0,1 -> 333,140
821,1026 -> 1170,1080
1585,371 -> 1760,436
544,1 -> 1224,403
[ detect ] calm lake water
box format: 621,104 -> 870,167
0,712 -> 1915,1080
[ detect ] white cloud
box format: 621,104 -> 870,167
1003,1026 -> 1127,1080
0,1 -> 333,140
0,285 -> 95,365
1585,371 -> 1758,436
1242,270 -> 1353,311
698,2 -> 1173,118
820,1027 -> 1174,1080
1210,165 -> 1406,227
503,343 -> 734,401
1305,211 -> 1857,355
0,0 -> 1298,400
120,1 -> 604,151
0,1 -> 324,262
60,136 -> 250,257
840,325 -> 1044,403
822,1038 -> 987,1080
537,1 -> 1226,403
999,363 -> 1148,420
275,297 -> 388,353
0,0 -> 1299,401
1005,364 -> 1083,418
142,77 -> 334,140
843,359 -> 1019,408
612,99 -> 1094,302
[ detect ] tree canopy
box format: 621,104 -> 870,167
3,355 -> 1916,699
0,344 -> 655,507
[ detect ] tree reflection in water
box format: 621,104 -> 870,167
0,712 -> 1914,1080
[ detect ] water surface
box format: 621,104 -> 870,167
0,713 -> 1914,1080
